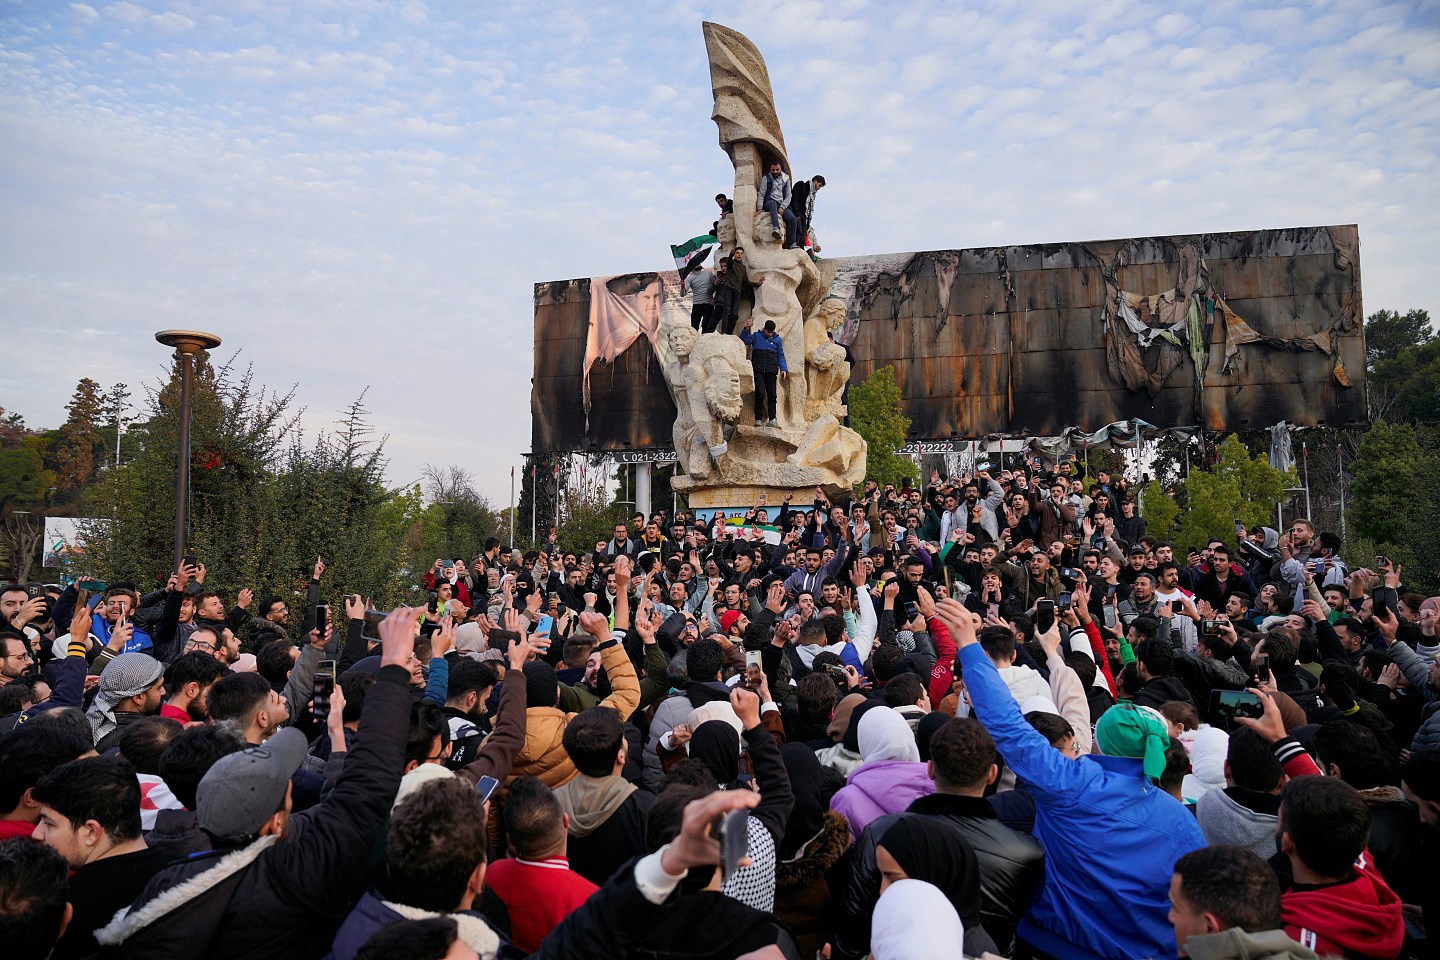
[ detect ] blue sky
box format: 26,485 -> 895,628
2,0 -> 1437,505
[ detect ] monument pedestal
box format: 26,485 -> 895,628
687,485 -> 813,511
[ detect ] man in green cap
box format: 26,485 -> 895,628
936,597 -> 1205,960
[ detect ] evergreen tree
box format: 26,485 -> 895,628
1349,421 -> 1421,549
1365,308 -> 1433,368
52,378 -> 105,495
848,366 -> 915,489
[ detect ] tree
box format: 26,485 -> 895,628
1349,421 -> 1421,549
1397,449 -> 1440,595
51,378 -> 105,495
1373,339 -> 1440,424
421,463 -> 499,561
848,366 -> 915,489
0,405 -> 28,449
78,359 -> 443,608
1139,435 -> 1291,548
0,405 -> 55,578
516,451 -> 565,548
1139,480 -> 1180,541
1365,308 -> 1434,368
0,439 -> 52,511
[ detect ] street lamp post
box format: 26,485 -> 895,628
155,330 -> 222,572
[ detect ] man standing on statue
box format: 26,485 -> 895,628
684,259 -> 717,332
714,247 -> 762,336
740,317 -> 787,427
757,160 -> 796,248
788,174 -> 825,252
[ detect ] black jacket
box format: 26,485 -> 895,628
96,665 -> 412,960
565,789 -> 655,887
1131,675 -> 1196,712
626,889 -> 801,960
834,793 -> 1043,958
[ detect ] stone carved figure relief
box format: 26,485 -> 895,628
652,22 -> 866,496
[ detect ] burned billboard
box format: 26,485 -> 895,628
531,225 -> 1367,453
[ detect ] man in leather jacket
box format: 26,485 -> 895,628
833,716 -> 1043,958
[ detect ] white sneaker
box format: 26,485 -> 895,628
754,419 -> 762,426
767,418 -> 778,428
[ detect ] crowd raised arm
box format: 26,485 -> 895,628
1,459 -> 1437,960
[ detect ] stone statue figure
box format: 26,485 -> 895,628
652,22 -> 866,499
677,333 -> 751,482
803,298 -> 849,422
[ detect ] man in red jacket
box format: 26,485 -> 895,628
483,775 -> 597,952
1236,688 -> 1404,960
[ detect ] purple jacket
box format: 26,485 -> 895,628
829,760 -> 936,842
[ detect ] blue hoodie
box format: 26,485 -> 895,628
960,643 -> 1205,960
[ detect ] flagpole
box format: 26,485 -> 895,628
530,463 -> 537,546
509,465 -> 516,546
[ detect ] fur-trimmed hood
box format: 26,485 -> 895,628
328,891 -> 502,960
775,810 -> 851,890
1358,784 -> 1410,807
96,835 -> 279,947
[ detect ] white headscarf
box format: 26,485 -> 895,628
872,879 -> 964,960
857,705 -> 920,763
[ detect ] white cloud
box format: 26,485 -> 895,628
0,0 -> 1436,506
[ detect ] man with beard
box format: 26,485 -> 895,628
444,650 -> 523,774
1120,572 -> 1162,627
1154,561 -> 1201,653
943,471 -> 1006,543
996,548 -> 1062,610
160,652 -> 229,722
184,626 -> 240,667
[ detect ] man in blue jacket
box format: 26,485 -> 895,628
936,597 -> 1205,960
739,317 -> 786,428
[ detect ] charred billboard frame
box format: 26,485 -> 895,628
531,225 -> 1367,454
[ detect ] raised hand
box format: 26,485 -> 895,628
108,615 -> 133,652
237,588 -> 254,610
578,610 -> 612,643
765,580 -> 785,614
502,607 -> 525,636
327,683 -> 347,738
936,598 -> 980,649
307,621 -> 332,650
344,593 -> 365,621
634,600 -> 657,644
730,685 -> 761,728
916,584 -> 936,621
431,615 -> 455,658
507,632 -> 533,670
1233,688 -> 1287,742
378,606 -> 422,669
313,556 -> 326,581
658,789 -> 760,878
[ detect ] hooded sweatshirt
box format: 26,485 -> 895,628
997,664 -> 1054,709
1281,858 -> 1403,960
553,773 -> 653,887
1183,926 -> 1320,960
829,707 -> 935,841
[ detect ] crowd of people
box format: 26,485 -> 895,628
2,458 -> 1438,960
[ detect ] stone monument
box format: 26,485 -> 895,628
659,22 -> 867,509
